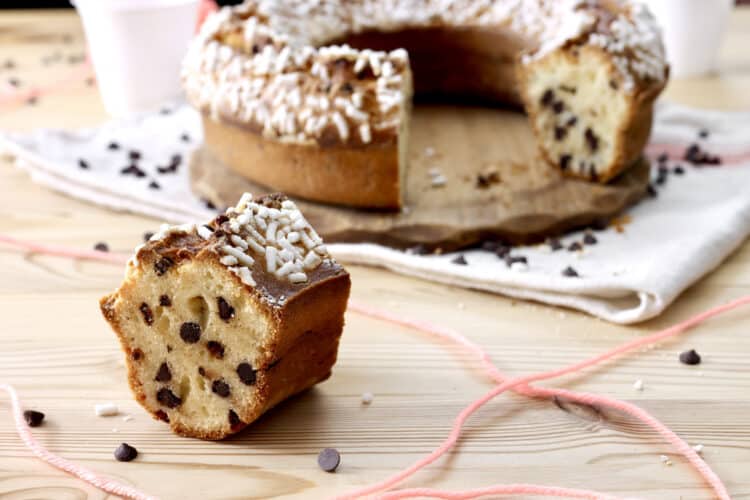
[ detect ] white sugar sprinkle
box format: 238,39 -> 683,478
361,392 -> 374,405
94,403 -> 119,417
633,379 -> 644,391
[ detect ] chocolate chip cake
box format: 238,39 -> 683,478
100,193 -> 350,439
183,0 -> 668,208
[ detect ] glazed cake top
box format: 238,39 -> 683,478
182,0 -> 667,146
131,193 -> 345,308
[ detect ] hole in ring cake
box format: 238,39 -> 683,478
182,1 -> 668,210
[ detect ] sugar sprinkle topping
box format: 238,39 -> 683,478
183,0 -> 667,145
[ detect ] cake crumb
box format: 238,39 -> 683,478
122,415 -> 134,422
361,392 -> 374,405
659,454 -> 672,466
95,403 -> 119,417
692,444 -> 704,454
633,379 -> 644,391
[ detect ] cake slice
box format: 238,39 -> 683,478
100,193 -> 350,439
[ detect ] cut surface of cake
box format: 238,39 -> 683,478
100,193 -> 350,439
182,0 -> 668,209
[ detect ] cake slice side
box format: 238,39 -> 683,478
100,194 -> 350,439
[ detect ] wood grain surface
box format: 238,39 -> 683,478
0,9 -> 749,500
191,117 -> 650,250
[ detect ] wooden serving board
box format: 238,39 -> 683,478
191,104 -> 650,251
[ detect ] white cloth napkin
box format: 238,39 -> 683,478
2,102 -> 749,324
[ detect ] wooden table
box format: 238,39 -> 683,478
1,9 -> 749,500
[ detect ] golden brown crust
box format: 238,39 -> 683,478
203,114 -> 402,209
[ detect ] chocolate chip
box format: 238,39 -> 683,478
589,165 -> 598,182
237,362 -> 257,386
568,242 -> 582,252
139,302 -> 154,326
552,101 -> 564,114
554,126 -> 567,141
679,349 -> 701,365
214,214 -> 229,226
156,388 -> 182,408
26,96 -> 37,106
78,159 -> 90,170
583,233 -> 597,245
94,242 -> 109,252
559,154 -> 571,171
180,322 -> 201,343
159,294 -> 171,306
217,297 -> 235,321
647,184 -> 658,198
128,150 -> 142,161
657,152 -> 669,164
203,198 -> 216,210
698,129 -> 709,139
154,257 -> 174,276
180,133 -> 191,143
504,255 -> 527,267
131,348 -> 144,361
228,409 -> 243,430
170,154 -> 182,167
562,266 -> 579,277
584,128 -> 599,152
120,165 -> 146,177
609,79 -> 619,90
156,165 -> 177,174
155,410 -> 170,422
566,116 -> 577,127
451,255 -> 468,265
23,410 -> 45,427
198,366 -> 206,377
160,108 -> 171,115
317,448 -> 340,473
673,165 -> 685,175
143,231 -> 154,242
211,379 -> 231,398
206,340 -> 225,359
547,238 -> 563,251
154,362 -> 171,382
655,172 -> 667,186
342,82 -> 354,93
148,181 -> 160,190
114,443 -> 138,462
540,89 -> 554,107
166,345 -> 172,352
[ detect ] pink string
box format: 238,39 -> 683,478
0,234 -> 130,264
0,384 -> 156,500
0,234 -> 743,500
0,59 -> 93,111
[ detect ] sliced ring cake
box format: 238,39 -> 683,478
100,193 -> 350,439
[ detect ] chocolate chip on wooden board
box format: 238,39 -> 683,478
317,448 -> 341,473
23,410 -> 45,427
114,443 -> 138,462
679,349 -> 702,365
94,242 -> 109,252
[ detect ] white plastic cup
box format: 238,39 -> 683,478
642,0 -> 733,78
73,0 -> 200,117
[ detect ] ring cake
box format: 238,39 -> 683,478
183,0 -> 668,209
100,193 -> 350,439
